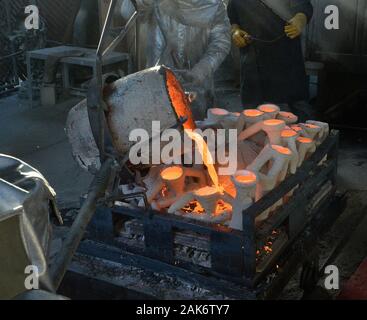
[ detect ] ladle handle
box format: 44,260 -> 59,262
50,158 -> 116,290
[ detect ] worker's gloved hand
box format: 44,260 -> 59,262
231,24 -> 251,48
180,70 -> 195,84
180,63 -> 211,86
285,13 -> 308,39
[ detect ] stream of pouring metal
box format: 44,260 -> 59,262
185,130 -> 220,191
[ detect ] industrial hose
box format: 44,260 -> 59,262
249,34 -> 286,44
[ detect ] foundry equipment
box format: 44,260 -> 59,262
66,60 -> 341,296
62,1 -> 343,298
1,0 -> 343,299
71,103 -> 341,297
67,65 -> 195,172
0,0 -> 346,301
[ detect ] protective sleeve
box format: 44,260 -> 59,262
192,1 -> 232,78
123,0 -> 156,22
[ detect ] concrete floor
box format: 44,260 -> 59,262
338,138 -> 367,191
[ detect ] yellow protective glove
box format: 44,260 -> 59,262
231,24 -> 251,48
285,13 -> 308,39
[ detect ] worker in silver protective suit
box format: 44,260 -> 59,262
121,0 -> 232,120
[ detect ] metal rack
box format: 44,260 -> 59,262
84,130 -> 342,296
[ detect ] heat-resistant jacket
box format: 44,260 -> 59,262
228,0 -> 313,106
133,0 -> 231,81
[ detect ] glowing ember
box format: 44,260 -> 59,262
256,228 -> 284,265
181,199 -> 231,216
161,185 -> 168,197
182,201 -> 205,214
264,246 -> 273,254
161,166 -> 184,181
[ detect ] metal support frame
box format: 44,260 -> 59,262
86,130 -> 341,290
26,46 -> 131,108
91,0 -> 138,162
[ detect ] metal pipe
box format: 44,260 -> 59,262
102,11 -> 138,57
97,0 -> 118,57
50,158 -> 116,290
95,0 -> 118,161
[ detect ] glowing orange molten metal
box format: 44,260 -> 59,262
166,69 -> 196,130
291,125 -> 302,132
281,129 -> 297,138
235,172 -> 257,184
185,130 -> 221,192
211,108 -> 229,116
305,124 -> 319,129
244,109 -> 263,117
195,186 -> 218,197
297,137 -> 313,144
161,166 -> 184,181
272,145 -> 292,155
264,119 -> 284,126
259,105 -> 278,113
